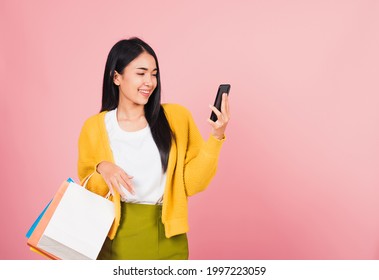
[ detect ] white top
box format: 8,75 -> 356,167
105,109 -> 166,204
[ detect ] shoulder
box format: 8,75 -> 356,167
162,103 -> 198,135
82,111 -> 106,126
80,111 -> 107,134
162,103 -> 192,120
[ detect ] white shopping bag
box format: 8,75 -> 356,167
35,181 -> 114,260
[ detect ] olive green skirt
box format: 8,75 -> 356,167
97,203 -> 188,260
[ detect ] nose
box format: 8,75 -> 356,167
144,74 -> 153,86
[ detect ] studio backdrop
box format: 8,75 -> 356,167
1,0 -> 379,259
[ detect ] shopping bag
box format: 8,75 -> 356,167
26,178 -> 74,239
26,199 -> 52,239
27,180 -> 70,259
27,176 -> 114,260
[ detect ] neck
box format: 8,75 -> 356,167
116,100 -> 148,132
117,101 -> 145,121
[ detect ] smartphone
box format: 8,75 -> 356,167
210,84 -> 231,122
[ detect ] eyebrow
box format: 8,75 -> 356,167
136,67 -> 158,71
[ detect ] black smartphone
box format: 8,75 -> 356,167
210,84 -> 231,122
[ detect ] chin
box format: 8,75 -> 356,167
137,99 -> 149,106
141,95 -> 152,103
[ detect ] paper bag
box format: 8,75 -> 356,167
27,179 -> 114,260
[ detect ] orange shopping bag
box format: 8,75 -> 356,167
26,175 -> 114,260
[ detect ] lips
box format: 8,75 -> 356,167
139,89 -> 151,97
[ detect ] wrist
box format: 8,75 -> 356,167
96,161 -> 105,174
213,134 -> 225,140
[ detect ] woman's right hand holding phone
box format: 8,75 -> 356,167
208,93 -> 230,140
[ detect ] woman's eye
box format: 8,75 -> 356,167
137,72 -> 157,77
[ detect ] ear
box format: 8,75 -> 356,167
113,71 -> 121,86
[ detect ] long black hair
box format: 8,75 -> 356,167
101,37 -> 173,172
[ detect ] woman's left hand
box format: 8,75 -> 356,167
208,93 -> 230,140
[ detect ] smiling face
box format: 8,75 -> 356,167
113,51 -> 158,108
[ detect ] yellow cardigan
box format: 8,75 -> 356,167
78,103 -> 225,239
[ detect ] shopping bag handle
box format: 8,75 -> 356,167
82,172 -> 94,189
81,172 -> 111,199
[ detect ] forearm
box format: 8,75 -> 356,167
183,135 -> 225,196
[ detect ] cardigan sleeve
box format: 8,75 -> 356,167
77,115 -> 121,240
181,107 -> 225,196
77,116 -> 111,197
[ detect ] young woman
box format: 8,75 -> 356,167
77,37 -> 230,260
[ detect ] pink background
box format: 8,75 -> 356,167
1,0 -> 379,260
